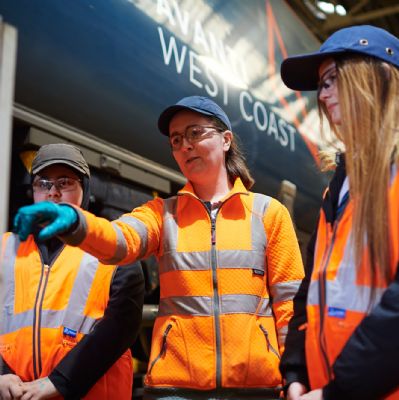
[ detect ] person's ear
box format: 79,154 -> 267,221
222,130 -> 232,151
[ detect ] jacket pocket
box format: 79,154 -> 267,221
241,318 -> 282,387
147,323 -> 172,375
259,324 -> 280,360
145,317 -> 200,388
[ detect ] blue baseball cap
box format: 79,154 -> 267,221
158,96 -> 232,135
281,25 -> 399,91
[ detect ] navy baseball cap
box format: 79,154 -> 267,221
158,96 -> 232,135
281,25 -> 399,91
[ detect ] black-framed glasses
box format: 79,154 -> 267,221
169,125 -> 224,151
32,177 -> 82,193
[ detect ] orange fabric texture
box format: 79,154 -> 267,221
0,235 -> 132,400
76,178 -> 304,392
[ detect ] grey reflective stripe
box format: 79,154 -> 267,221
162,197 -> 178,254
158,294 -> 271,316
269,280 -> 302,304
218,250 -> 265,269
159,249 -> 266,273
160,250 -> 210,272
2,309 -> 32,333
97,222 -> 128,264
62,252 -> 101,334
308,234 -> 385,312
160,195 -> 268,273
257,297 -> 273,316
221,294 -> 272,316
278,324 -> 288,346
158,296 -> 212,316
252,193 -> 270,252
1,234 -> 20,333
1,308 -> 97,335
307,280 -> 319,306
1,245 -> 102,335
117,215 -> 149,259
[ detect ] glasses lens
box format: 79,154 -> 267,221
56,177 -> 78,192
32,178 -> 80,193
186,126 -> 207,142
33,179 -> 51,193
170,135 -> 183,150
169,125 -> 221,150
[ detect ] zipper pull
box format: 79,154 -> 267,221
211,219 -> 216,245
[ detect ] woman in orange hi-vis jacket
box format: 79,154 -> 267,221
13,96 -> 304,400
279,25 -> 399,400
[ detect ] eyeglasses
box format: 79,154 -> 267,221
169,125 -> 224,151
32,177 -> 82,193
318,71 -> 337,95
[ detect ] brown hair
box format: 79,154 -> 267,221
210,117 -> 255,190
320,55 -> 399,293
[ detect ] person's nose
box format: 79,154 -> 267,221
180,135 -> 193,151
47,183 -> 61,197
318,85 -> 331,102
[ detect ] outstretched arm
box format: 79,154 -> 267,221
13,199 -> 164,265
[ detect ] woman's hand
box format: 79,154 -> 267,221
20,378 -> 59,400
0,374 -> 24,400
287,381 -> 308,400
13,202 -> 78,241
299,388 -> 323,400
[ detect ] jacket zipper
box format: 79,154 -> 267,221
148,323 -> 172,375
33,245 -> 65,379
318,217 -> 342,380
180,192 -> 242,388
210,210 -> 222,387
33,264 -> 50,378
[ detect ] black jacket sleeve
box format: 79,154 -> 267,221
323,263 -> 399,400
0,357 -> 14,375
48,262 -> 145,399
279,226 -> 317,390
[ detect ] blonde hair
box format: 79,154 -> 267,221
210,117 -> 255,190
320,55 -> 399,290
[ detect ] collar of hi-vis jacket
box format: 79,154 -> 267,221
322,154 -> 347,224
177,177 -> 249,203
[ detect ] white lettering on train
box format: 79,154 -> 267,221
156,0 -> 296,152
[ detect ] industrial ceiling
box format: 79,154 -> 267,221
285,0 -> 399,42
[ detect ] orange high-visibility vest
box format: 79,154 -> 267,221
306,169 -> 399,399
72,178 -> 304,396
0,233 -> 132,400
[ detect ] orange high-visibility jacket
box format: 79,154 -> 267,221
0,233 -> 133,400
306,169 -> 399,398
67,178 -> 304,398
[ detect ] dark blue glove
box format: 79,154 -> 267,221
13,201 -> 78,241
